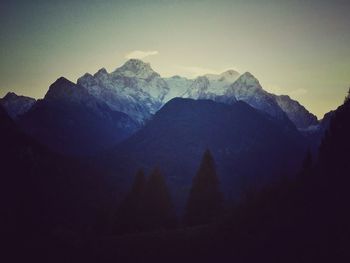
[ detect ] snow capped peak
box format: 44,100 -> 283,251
235,72 -> 261,87
224,72 -> 288,119
76,60 -> 169,123
113,59 -> 160,79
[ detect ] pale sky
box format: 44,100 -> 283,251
1,0 -> 350,118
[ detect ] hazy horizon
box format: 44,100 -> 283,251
1,0 -> 350,118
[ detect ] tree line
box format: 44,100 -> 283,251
113,149 -> 223,234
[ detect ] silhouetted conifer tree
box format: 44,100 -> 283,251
114,169 -> 146,234
142,167 -> 176,231
184,149 -> 223,226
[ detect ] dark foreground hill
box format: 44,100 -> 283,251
2,92 -> 349,262
86,92 -> 350,263
103,98 -> 307,207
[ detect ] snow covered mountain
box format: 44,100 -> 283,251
0,92 -> 36,119
182,76 -> 214,99
164,69 -> 317,129
77,59 -> 317,129
1,59 -> 318,133
179,71 -> 288,120
204,69 -> 240,94
223,73 -> 319,128
163,75 -> 192,102
177,71 -> 317,127
77,59 -> 168,124
223,72 -> 287,120
168,70 -> 240,100
4,59 -> 320,154
77,60 -> 240,123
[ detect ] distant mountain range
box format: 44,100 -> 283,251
77,59 -> 318,128
1,59 -> 321,155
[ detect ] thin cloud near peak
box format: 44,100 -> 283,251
125,50 -> 159,60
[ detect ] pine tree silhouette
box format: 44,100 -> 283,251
142,167 -> 176,231
114,169 -> 146,234
184,149 -> 223,226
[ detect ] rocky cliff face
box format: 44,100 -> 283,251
224,72 -> 287,120
274,95 -> 318,129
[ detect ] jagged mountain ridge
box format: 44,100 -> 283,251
77,59 -> 318,129
184,72 -> 319,129
1,59 -> 318,129
2,59 -> 319,155
179,72 -> 318,128
181,69 -> 241,99
224,72 -> 287,120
